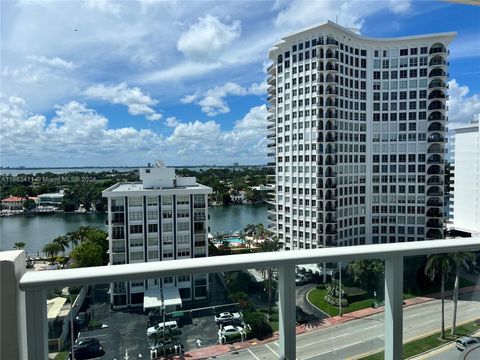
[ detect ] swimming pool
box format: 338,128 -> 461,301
214,237 -> 244,244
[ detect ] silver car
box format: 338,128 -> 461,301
456,336 -> 479,351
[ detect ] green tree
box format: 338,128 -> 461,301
70,240 -> 103,268
424,254 -> 452,340
52,235 -> 70,255
259,237 -> 283,314
347,259 -> 384,294
450,251 -> 476,335
23,198 -> 36,211
224,271 -> 255,294
61,226 -> 108,264
243,311 -> 273,340
244,188 -> 261,204
14,241 -> 26,250
42,241 -> 63,263
208,240 -> 231,256
61,189 -> 80,212
244,224 -> 256,236
255,223 -> 266,238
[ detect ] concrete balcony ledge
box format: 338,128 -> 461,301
4,238 -> 480,360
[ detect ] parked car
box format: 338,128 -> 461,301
74,338 -> 100,347
69,342 -> 104,359
215,312 -> 242,325
295,274 -> 309,286
456,336 -> 480,351
147,320 -> 178,336
74,311 -> 90,330
218,325 -> 245,336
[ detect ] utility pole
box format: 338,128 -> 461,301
338,261 -> 342,317
161,287 -> 165,357
68,290 -> 76,360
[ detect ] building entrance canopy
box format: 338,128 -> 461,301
143,287 -> 182,310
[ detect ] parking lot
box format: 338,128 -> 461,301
77,308 -> 228,358
73,275 -> 322,359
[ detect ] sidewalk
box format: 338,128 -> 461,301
178,285 -> 480,359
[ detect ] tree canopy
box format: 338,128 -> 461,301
347,259 -> 384,293
70,240 -> 103,268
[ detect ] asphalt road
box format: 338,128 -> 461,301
216,292 -> 480,360
296,284 -> 329,320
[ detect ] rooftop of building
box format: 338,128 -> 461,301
38,190 -> 65,198
269,20 -> 456,55
102,161 -> 212,195
105,181 -> 211,193
2,195 -> 38,202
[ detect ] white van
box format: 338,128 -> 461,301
147,320 -> 178,336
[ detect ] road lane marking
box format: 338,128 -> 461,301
297,330 -> 359,349
248,349 -> 260,360
299,337 -> 383,360
265,344 -> 279,357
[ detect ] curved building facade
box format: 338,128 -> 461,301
267,21 -> 455,250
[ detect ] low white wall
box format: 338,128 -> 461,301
1,251 -> 28,360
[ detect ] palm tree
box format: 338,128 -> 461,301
42,242 -> 63,263
53,235 -> 70,255
14,242 -> 26,250
450,251 -> 476,335
424,254 -> 452,340
244,224 -> 256,236
256,223 -> 266,238
259,237 -> 283,314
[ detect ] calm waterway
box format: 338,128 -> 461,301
0,204 -> 268,254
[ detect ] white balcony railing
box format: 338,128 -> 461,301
3,238 -> 480,360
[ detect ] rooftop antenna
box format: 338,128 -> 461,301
335,15 -> 338,24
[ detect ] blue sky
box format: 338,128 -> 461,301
1,0 -> 479,167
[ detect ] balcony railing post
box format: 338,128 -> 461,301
278,264 -> 296,360
384,256 -> 403,360
25,289 -> 48,360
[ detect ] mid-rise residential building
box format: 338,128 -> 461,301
448,121 -> 480,233
102,162 -> 212,308
1,195 -> 37,210
267,21 -> 454,249
37,190 -> 64,208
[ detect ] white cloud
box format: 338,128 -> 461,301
447,79 -> 480,127
85,0 -> 121,15
84,82 -> 162,121
0,96 -> 268,166
177,15 -> 241,62
0,96 -> 163,166
165,116 -> 180,127
234,105 -> 267,130
274,0 -> 411,31
181,81 -> 267,116
27,55 -> 77,70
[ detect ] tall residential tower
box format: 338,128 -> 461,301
102,162 -> 212,308
267,22 -> 455,250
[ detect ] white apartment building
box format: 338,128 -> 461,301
449,122 -> 480,233
267,21 -> 454,249
102,162 -> 212,308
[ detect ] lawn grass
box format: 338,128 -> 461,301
259,309 -> 279,331
307,288 -> 375,316
359,319 -> 480,360
53,351 -> 68,360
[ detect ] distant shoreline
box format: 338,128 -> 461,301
1,164 -> 267,170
